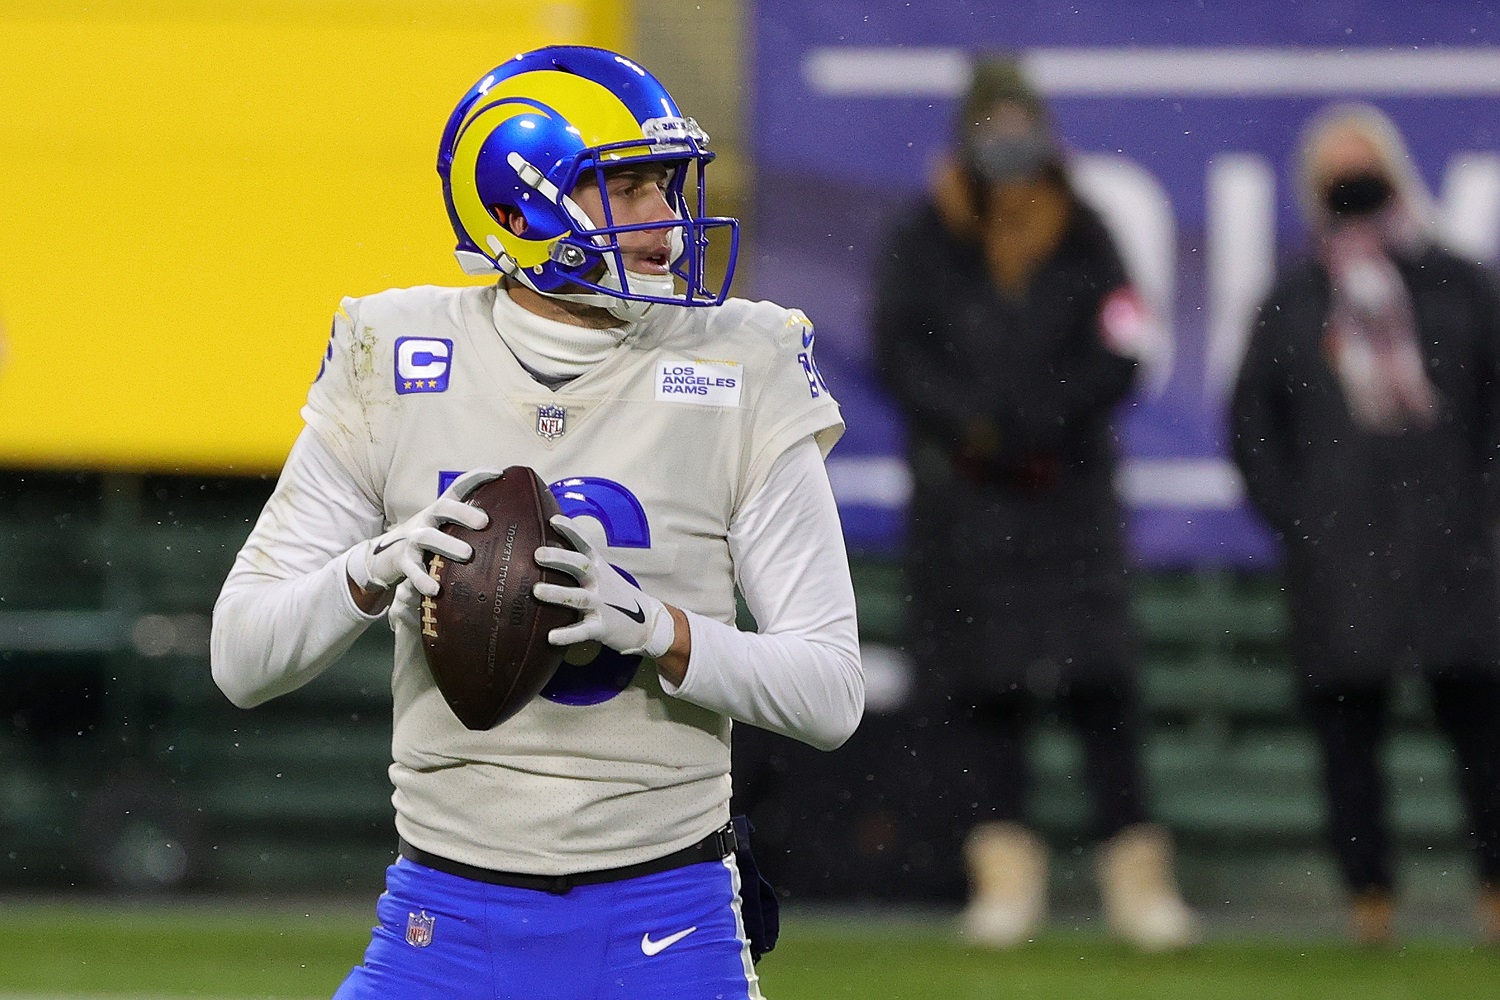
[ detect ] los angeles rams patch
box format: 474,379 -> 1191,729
395,337 -> 453,394
655,359 -> 742,406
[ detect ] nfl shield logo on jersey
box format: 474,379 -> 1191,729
405,910 -> 436,948
536,403 -> 567,440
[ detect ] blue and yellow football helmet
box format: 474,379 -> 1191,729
438,46 -> 739,317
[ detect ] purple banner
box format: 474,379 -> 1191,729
748,1 -> 1500,565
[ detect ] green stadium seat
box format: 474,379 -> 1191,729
0,481 -> 1480,899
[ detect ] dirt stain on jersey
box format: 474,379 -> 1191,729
347,324 -> 388,447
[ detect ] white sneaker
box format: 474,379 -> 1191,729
957,822 -> 1048,948
1096,824 -> 1200,951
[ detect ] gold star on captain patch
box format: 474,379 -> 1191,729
427,379 -> 438,388
403,381 -> 413,390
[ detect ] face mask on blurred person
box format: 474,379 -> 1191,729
968,133 -> 1054,183
1324,172 -> 1395,217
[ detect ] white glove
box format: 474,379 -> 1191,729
533,515 -> 676,658
346,468 -> 502,598
388,580 -> 421,634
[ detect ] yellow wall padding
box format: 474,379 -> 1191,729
0,1 -> 627,473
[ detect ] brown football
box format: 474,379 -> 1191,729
419,466 -> 579,730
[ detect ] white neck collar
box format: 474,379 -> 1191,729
490,286 -> 627,381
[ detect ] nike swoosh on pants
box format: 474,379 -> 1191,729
640,926 -> 697,956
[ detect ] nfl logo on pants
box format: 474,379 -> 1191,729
406,910 -> 435,948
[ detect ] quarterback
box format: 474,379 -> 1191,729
210,46 -> 863,999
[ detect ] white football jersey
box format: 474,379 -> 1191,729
301,283 -> 844,874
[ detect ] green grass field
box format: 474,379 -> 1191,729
3,899 -> 1498,999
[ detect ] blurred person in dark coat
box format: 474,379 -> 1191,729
1231,102 -> 1500,946
871,55 -> 1197,951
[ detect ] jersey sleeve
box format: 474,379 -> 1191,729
739,308 -> 845,506
664,436 -> 864,751
210,427 -> 386,708
300,297 -> 384,506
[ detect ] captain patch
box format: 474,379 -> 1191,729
655,359 -> 743,407
395,337 -> 453,394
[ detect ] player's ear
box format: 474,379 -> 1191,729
489,205 -> 528,237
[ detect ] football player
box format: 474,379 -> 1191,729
210,46 -> 863,999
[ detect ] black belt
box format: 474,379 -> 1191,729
398,823 -> 738,895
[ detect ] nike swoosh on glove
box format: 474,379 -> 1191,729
346,468 -> 503,597
533,515 -> 676,658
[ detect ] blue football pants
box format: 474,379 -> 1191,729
332,854 -> 764,999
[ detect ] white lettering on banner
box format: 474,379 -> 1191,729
1072,154 -> 1177,392
1439,154 -> 1500,265
1204,154 -> 1276,397
655,359 -> 743,406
